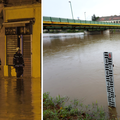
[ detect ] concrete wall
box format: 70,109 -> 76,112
0,4 -> 5,77
0,27 -> 5,77
3,3 -> 41,78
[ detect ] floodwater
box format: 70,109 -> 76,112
43,32 -> 120,118
0,75 -> 40,120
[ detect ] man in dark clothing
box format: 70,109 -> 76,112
13,47 -> 25,78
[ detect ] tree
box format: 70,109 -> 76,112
92,14 -> 99,21
92,14 -> 96,21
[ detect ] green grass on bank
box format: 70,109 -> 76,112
43,92 -> 118,120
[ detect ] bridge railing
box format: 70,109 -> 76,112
43,16 -> 120,26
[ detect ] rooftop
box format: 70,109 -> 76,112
97,16 -> 120,21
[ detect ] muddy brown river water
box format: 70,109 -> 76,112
43,32 -> 120,118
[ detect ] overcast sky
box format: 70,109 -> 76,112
43,0 -> 120,21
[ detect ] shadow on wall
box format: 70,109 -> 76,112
0,58 -> 4,77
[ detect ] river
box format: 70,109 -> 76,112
43,32 -> 120,118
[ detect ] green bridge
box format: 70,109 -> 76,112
43,16 -> 120,32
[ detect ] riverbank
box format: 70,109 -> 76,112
43,92 -> 117,120
43,29 -> 84,33
43,32 -> 84,38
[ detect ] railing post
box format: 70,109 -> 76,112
74,19 -> 75,23
67,19 -> 69,23
59,18 -> 61,22
50,17 -> 52,22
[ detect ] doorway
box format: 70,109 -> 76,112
6,34 -> 31,77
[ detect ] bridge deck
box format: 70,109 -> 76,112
43,16 -> 120,30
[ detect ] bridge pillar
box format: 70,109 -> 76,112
103,29 -> 110,34
84,30 -> 110,35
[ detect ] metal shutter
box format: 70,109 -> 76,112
6,35 -> 17,65
23,35 -> 31,77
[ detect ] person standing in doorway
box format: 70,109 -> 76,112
13,47 -> 25,78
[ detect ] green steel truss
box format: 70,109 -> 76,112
43,16 -> 120,31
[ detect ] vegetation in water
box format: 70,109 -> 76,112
43,92 -> 118,120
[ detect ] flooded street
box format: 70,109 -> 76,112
43,32 -> 120,118
0,76 -> 40,120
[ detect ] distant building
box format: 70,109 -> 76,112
96,15 -> 120,23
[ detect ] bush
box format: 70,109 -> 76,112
43,92 -> 115,120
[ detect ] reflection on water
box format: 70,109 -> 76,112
43,32 -> 84,42
108,107 -> 117,119
0,77 -> 40,120
16,79 -> 24,95
43,32 -> 120,119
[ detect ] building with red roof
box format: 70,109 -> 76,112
96,15 -> 120,23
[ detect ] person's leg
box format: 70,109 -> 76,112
16,68 -> 21,78
19,67 -> 23,77
17,72 -> 21,78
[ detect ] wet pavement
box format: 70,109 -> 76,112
0,76 -> 40,120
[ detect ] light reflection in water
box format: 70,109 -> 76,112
43,33 -> 120,119
0,77 -> 40,120
108,107 -> 117,119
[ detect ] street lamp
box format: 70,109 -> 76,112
84,12 -> 86,20
69,1 -> 74,19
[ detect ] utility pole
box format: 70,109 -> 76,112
84,12 -> 86,20
69,1 -> 74,19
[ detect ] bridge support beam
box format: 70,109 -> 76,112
84,29 -> 110,35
